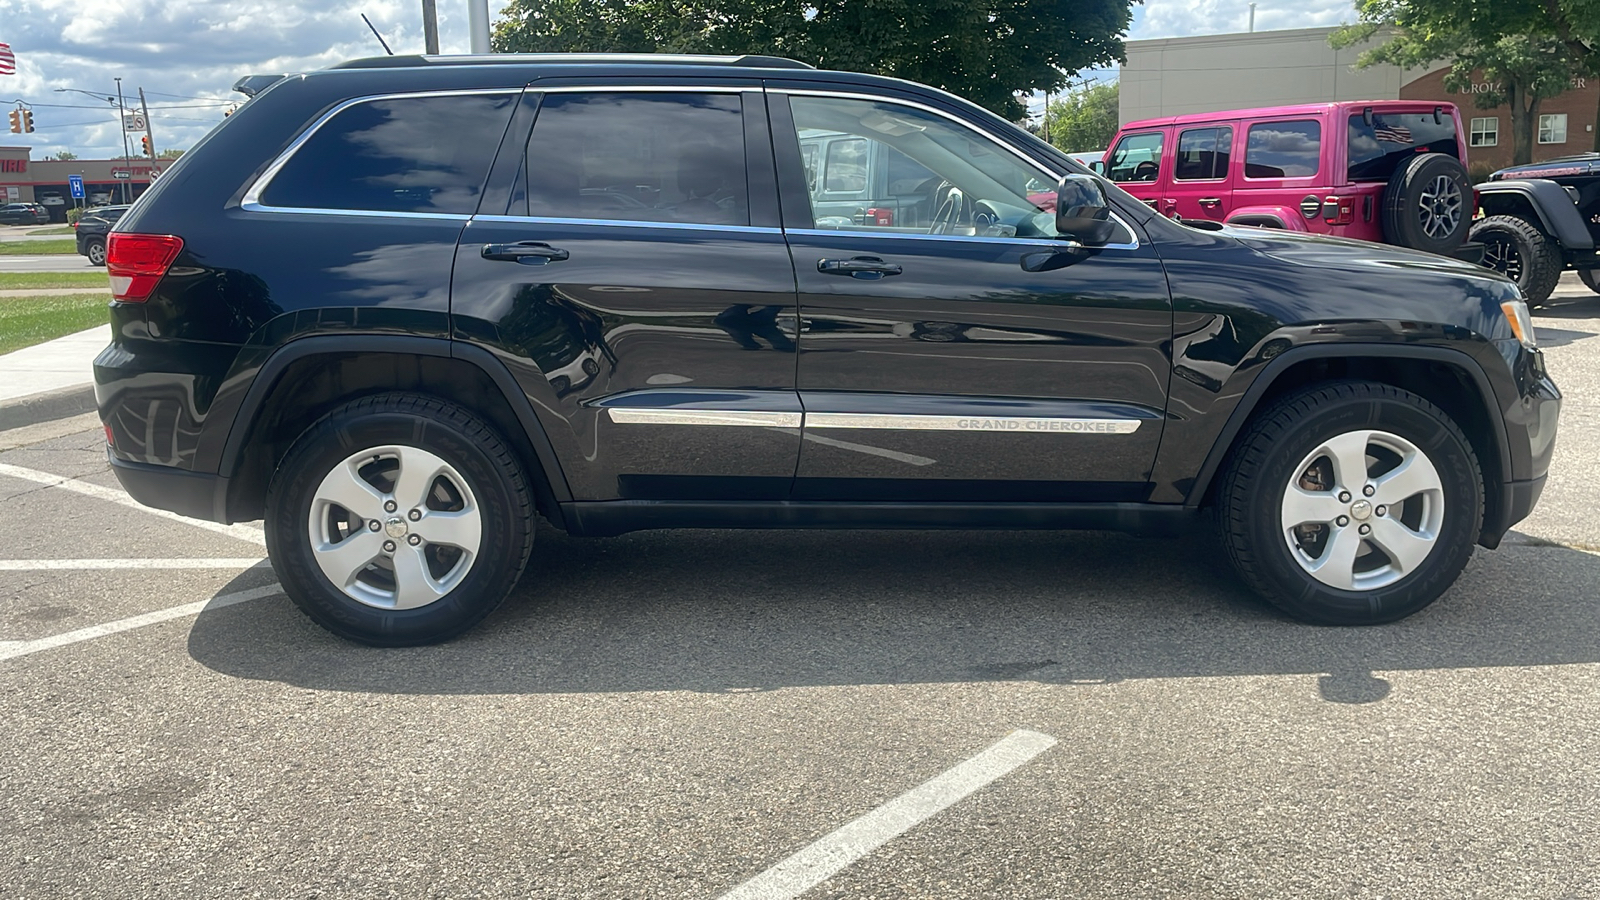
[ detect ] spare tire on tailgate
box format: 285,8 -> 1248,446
1381,153 -> 1471,255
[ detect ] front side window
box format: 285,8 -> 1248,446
1470,117 -> 1499,148
1539,114 -> 1568,144
1346,112 -> 1458,181
523,92 -> 748,226
786,94 -> 1062,238
1246,120 -> 1321,179
1108,132 -> 1164,183
1174,127 -> 1233,181
261,93 -> 516,214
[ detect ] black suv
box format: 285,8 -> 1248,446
95,54 -> 1561,645
73,205 -> 130,265
1473,152 -> 1599,304
0,202 -> 50,225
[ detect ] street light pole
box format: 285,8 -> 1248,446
114,77 -> 133,203
468,0 -> 490,53
422,0 -> 440,54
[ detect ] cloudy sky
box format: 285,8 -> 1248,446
0,0 -> 1355,159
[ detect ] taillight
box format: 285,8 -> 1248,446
1321,196 -> 1355,226
106,233 -> 183,302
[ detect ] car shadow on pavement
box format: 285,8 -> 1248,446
187,526 -> 1600,702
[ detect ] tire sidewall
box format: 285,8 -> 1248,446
266,406 -> 528,644
1470,215 -> 1563,306
86,239 -> 106,265
1243,393 -> 1481,623
1384,153 -> 1470,254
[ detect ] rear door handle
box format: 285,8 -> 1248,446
482,241 -> 570,264
818,256 -> 903,279
1198,197 -> 1222,207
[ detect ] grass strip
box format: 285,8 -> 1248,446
0,294 -> 108,355
0,272 -> 109,290
0,239 -> 79,256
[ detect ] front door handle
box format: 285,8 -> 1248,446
482,241 -> 570,264
1198,197 -> 1222,208
818,256 -> 903,279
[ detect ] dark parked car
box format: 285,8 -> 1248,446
74,205 -> 130,265
1472,153 -> 1600,304
96,54 -> 1559,645
0,202 -> 50,225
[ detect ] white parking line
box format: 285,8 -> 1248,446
0,558 -> 267,570
717,729 -> 1058,900
0,462 -> 264,545
0,582 -> 283,662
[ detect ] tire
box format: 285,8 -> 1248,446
85,238 -> 106,266
1381,153 -> 1471,255
1580,268 -> 1600,296
264,393 -> 535,646
1470,215 -> 1563,307
1215,381 -> 1483,625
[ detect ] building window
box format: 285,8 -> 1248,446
1469,117 -> 1498,147
1538,114 -> 1568,144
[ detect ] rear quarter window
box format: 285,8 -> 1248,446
1245,120 -> 1321,179
259,92 -> 517,215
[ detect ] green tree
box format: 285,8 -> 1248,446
156,148 -> 184,159
1332,0 -> 1597,164
50,150 -> 77,160
1042,81 -> 1119,153
493,0 -> 1138,120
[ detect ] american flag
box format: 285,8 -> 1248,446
1374,123 -> 1413,144
0,43 -> 14,76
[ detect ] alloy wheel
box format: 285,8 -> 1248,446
1417,174 -> 1462,240
1481,234 -> 1524,282
307,444 -> 482,610
1280,429 -> 1445,591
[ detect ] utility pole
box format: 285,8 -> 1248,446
468,0 -> 490,53
1248,3 -> 1257,33
422,0 -> 440,54
114,77 -> 133,204
138,87 -> 158,184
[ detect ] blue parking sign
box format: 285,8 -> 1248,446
68,174 -> 84,199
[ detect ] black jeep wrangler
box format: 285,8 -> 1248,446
1472,152 -> 1600,305
95,54 -> 1560,645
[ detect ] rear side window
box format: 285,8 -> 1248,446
1108,132 -> 1163,182
523,92 -> 748,226
260,93 -> 516,215
1174,126 -> 1233,180
1245,120 -> 1321,178
1347,112 -> 1460,181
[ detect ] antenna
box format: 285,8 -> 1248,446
361,13 -> 395,55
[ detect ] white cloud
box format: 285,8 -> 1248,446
1130,0 -> 1354,42
0,0 -> 513,159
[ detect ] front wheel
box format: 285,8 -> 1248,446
1216,382 -> 1483,625
264,393 -> 535,646
1471,215 -> 1563,306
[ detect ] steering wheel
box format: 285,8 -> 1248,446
929,182 -> 972,235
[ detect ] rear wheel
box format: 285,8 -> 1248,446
1471,214 -> 1563,306
264,393 -> 535,646
1216,381 -> 1482,625
1381,153 -> 1471,254
85,238 -> 106,266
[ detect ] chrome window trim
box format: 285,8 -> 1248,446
473,213 -> 780,235
605,408 -> 1143,434
781,88 -> 1140,250
240,88 -> 522,216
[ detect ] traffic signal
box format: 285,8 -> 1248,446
20,109 -> 33,133
6,109 -> 17,134
141,134 -> 151,156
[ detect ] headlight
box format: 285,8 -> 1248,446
1501,298 -> 1537,351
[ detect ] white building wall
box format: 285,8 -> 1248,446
1119,27 -> 1440,124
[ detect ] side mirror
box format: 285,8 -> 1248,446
1055,174 -> 1118,246
1088,160 -> 1105,175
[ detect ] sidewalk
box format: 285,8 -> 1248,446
0,325 -> 108,426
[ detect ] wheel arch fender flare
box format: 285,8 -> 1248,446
217,334 -> 573,505
1182,343 -> 1512,510
1475,179 -> 1595,251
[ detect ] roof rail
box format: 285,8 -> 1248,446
331,53 -> 814,70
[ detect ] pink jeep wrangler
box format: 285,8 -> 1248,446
1103,101 -> 1475,259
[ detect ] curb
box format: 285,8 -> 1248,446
0,384 -> 97,433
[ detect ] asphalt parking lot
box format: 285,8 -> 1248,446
4,291 -> 1600,899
